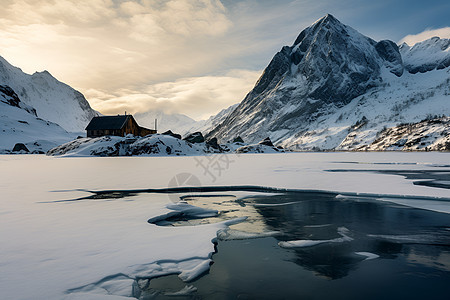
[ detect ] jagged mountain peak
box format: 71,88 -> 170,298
206,15 -> 448,148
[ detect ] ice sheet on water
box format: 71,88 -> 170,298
278,227 -> 353,248
1,153 -> 450,300
355,252 -> 380,261
164,285 -> 198,296
217,228 -> 281,241
304,224 -> 332,228
64,293 -> 134,300
178,259 -> 212,282
147,201 -> 219,223
367,233 -> 450,245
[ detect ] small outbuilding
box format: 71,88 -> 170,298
85,115 -> 156,138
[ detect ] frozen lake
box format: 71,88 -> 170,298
0,153 -> 449,299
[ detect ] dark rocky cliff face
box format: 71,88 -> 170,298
207,14 -> 404,143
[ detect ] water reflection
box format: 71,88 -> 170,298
253,193 -> 450,278
153,191 -> 450,281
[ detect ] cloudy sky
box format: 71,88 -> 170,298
0,0 -> 449,120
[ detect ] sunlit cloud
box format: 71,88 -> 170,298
0,0 -> 243,120
399,27 -> 450,46
1,0 -> 448,120
86,69 -> 261,120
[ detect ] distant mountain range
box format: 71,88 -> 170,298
1,14 -> 449,153
134,110 -> 197,136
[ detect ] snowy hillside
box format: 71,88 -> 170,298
47,134 -> 211,157
0,55 -> 97,132
400,37 -> 450,74
359,116 -> 450,151
205,14 -> 450,151
0,85 -> 78,153
134,110 -> 197,136
185,104 -> 238,139
47,133 -> 281,156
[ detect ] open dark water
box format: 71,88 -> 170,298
139,192 -> 450,300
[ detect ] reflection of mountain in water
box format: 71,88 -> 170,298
253,193 -> 450,279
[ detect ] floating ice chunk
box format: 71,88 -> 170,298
164,285 -> 198,296
217,216 -> 248,226
166,201 -> 219,218
355,252 -> 379,261
278,227 -> 353,248
178,259 -> 212,282
217,229 -> 280,241
278,240 -> 329,248
148,201 -> 219,223
304,224 -> 332,228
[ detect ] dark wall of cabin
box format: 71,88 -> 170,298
86,116 -> 156,138
87,129 -> 123,137
138,127 -> 157,137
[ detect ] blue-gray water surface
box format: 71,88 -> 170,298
140,191 -> 450,300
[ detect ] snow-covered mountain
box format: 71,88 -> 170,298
205,14 -> 450,150
0,55 -> 97,132
134,110 -> 197,136
0,85 -> 79,153
359,116 -> 449,151
183,104 -> 239,139
134,105 -> 241,139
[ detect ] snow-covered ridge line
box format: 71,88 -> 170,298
0,85 -> 79,153
0,55 -> 97,132
202,14 -> 449,150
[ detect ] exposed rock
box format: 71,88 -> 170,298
183,132 -> 205,144
0,85 -> 20,107
12,143 -> 29,152
162,130 -> 182,140
206,137 -> 220,149
232,136 -> 244,143
259,137 -> 274,147
375,40 -> 404,76
0,84 -> 37,116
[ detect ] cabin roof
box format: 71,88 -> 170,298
85,115 -> 132,130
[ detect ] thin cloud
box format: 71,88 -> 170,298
1,0 -> 447,121
86,69 -> 261,120
399,27 -> 450,46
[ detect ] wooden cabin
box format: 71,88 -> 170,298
85,115 -> 156,138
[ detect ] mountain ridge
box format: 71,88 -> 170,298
0,55 -> 97,132
204,14 -> 450,150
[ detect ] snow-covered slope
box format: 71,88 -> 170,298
0,85 -> 78,153
46,133 -> 282,156
0,55 -> 97,132
134,110 -> 197,135
47,134 -> 224,157
185,104 -> 238,139
400,37 -> 450,74
284,68 -> 450,150
358,116 -> 450,151
205,14 -> 450,150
